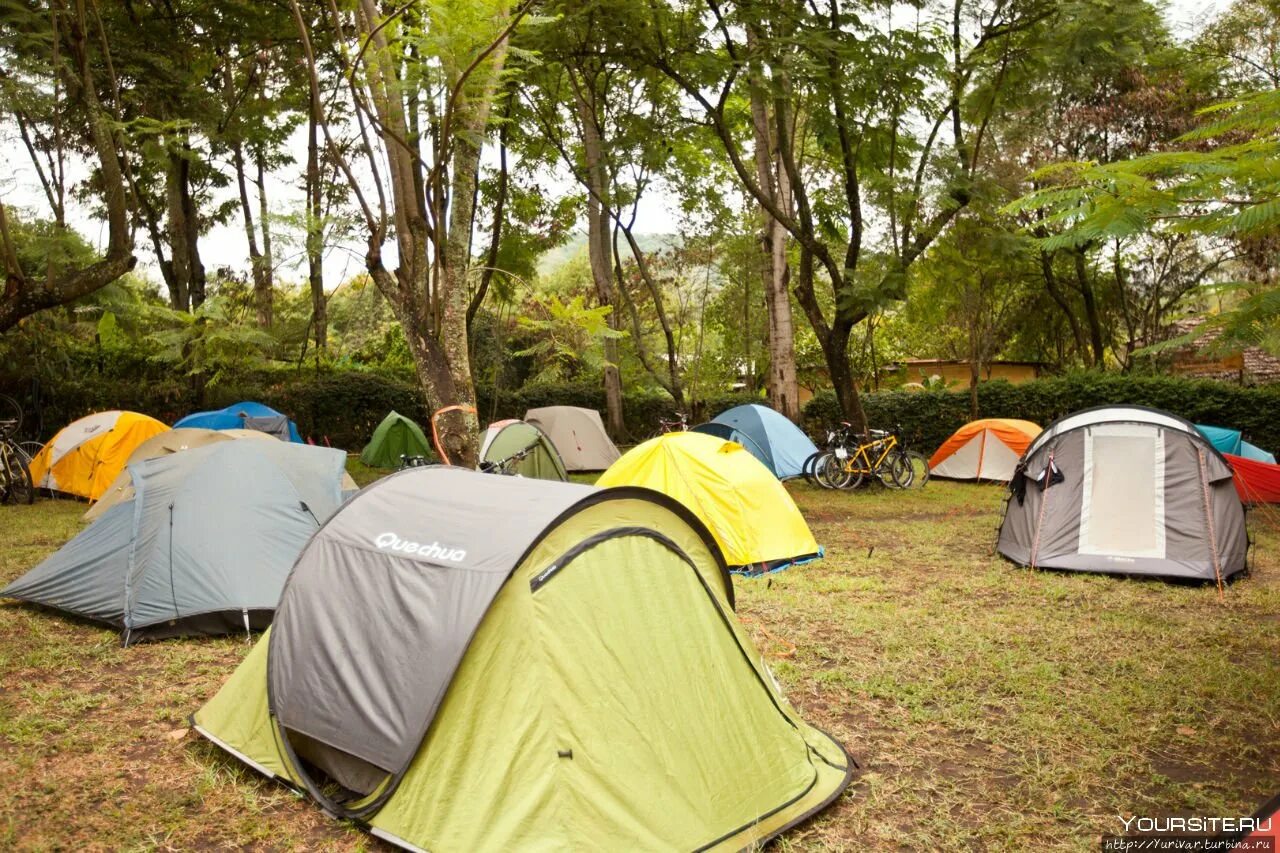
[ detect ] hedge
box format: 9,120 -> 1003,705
0,368 -> 760,451
801,372 -> 1280,456
7,367 -> 1278,455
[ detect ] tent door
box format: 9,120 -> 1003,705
1079,424 -> 1166,559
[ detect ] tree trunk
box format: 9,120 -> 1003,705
1040,250 -> 1089,366
748,48 -> 800,421
306,111 -> 325,357
164,140 -> 206,311
1074,248 -> 1107,368
255,150 -> 275,327
165,148 -> 191,312
232,139 -> 270,326
573,78 -> 625,439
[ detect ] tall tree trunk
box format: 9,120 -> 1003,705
255,150 -> 275,327
306,111 -> 325,356
232,139 -> 270,326
164,140 -> 206,311
165,148 -> 191,312
1074,248 -> 1106,367
573,77 -> 625,439
1040,250 -> 1089,366
748,39 -> 800,421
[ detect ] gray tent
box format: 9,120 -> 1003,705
2,440 -> 348,643
524,406 -> 620,471
998,405 -> 1247,582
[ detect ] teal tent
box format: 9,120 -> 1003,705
1195,424 -> 1276,464
692,404 -> 819,480
361,411 -> 432,468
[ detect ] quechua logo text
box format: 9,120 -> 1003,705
374,532 -> 467,563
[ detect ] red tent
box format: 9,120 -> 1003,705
1225,453 -> 1280,504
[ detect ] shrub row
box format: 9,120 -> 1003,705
801,372 -> 1280,455
6,368 -> 1277,455
0,369 -> 760,451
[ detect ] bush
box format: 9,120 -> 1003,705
0,367 -> 765,450
801,372 -> 1280,454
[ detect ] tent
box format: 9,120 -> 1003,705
596,431 -> 821,574
928,418 -> 1042,482
692,403 -> 819,480
361,411 -> 432,468
27,411 -> 170,501
1223,453 -> 1280,504
1196,424 -> 1276,464
191,467 -> 853,851
997,406 -> 1247,581
524,406 -> 620,471
3,441 -> 348,644
85,427 -> 356,522
478,419 -> 567,480
174,401 -> 302,442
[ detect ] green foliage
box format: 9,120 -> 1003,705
514,294 -> 624,383
803,372 -> 1280,454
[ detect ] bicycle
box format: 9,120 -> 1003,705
655,412 -> 689,436
478,443 -> 536,476
0,395 -> 35,505
820,424 -> 930,490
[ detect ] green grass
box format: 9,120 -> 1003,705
0,470 -> 1276,850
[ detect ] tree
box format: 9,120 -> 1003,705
0,0 -> 136,333
289,0 -> 526,464
631,0 -> 1052,427
1011,86 -> 1280,357
910,208 -> 1034,416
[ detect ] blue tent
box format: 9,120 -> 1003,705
1195,423 -> 1276,464
692,403 -> 819,480
175,401 -> 303,443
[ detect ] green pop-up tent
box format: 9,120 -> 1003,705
478,419 -> 567,480
361,411 -> 432,468
192,468 -> 853,850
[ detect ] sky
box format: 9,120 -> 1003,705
0,0 -> 1237,294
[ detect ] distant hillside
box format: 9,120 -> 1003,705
536,231 -> 681,276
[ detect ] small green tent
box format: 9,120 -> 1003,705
361,411 -> 432,468
478,419 -> 568,481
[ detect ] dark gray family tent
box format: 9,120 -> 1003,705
2,440 -> 348,643
998,406 -> 1248,582
193,467 -> 853,851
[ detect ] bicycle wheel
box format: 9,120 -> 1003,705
1,446 -> 34,505
802,451 -> 824,484
819,453 -> 851,489
897,451 -> 930,489
813,452 -> 834,488
877,456 -> 902,488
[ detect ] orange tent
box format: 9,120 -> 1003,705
28,411 -> 169,501
928,418 -> 1041,482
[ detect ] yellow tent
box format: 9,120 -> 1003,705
596,432 -> 821,573
28,411 -> 169,501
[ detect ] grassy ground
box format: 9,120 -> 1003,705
0,467 -> 1276,850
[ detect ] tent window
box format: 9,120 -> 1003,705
1079,425 -> 1166,559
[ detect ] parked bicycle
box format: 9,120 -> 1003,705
654,412 -> 689,436
811,423 -> 929,490
479,443 -> 536,476
0,395 -> 35,505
